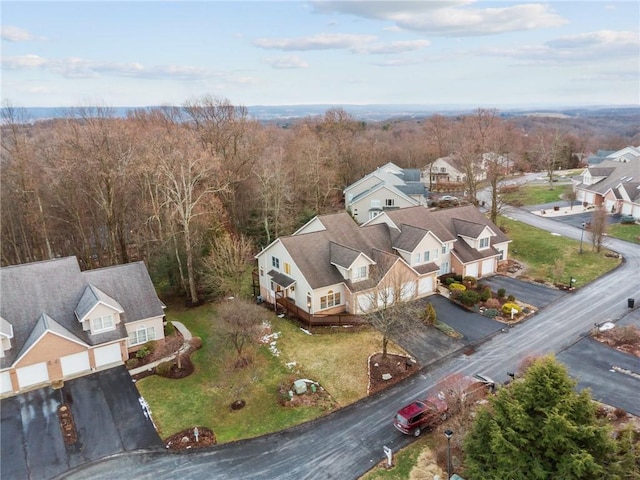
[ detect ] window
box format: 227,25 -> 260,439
260,267 -> 264,276
385,198 -> 395,207
498,249 -> 504,260
442,245 -> 448,254
479,238 -> 489,249
439,262 -> 450,275
284,262 -> 291,274
128,326 -> 156,346
320,290 -> 341,309
440,167 -> 446,173
92,314 -> 114,333
272,256 -> 280,269
432,249 -> 439,260
424,251 -> 430,262
369,210 -> 381,220
353,266 -> 367,280
414,253 -> 421,264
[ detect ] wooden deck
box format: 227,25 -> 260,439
274,296 -> 366,327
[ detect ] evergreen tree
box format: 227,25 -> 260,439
463,355 -> 619,479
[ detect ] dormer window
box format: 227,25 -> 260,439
479,237 -> 489,249
353,266 -> 367,281
385,198 -> 395,207
92,314 -> 115,333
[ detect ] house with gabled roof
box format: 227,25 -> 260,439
0,257 -> 165,397
255,205 -> 510,325
343,162 -> 429,224
574,146 -> 640,218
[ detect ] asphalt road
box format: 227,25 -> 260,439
60,207 -> 640,480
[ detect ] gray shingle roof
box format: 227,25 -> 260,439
267,270 -> 296,289
1,257 -> 163,369
330,242 -> 362,268
75,284 -> 124,321
580,159 -> 640,196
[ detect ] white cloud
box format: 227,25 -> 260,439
1,54 -> 212,80
254,33 -> 376,51
265,55 -> 309,69
359,39 -> 430,54
477,30 -> 639,65
1,25 -> 45,42
312,1 -> 567,36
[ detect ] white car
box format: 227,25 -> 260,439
440,195 -> 458,202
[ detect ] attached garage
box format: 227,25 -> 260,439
1,371 -> 13,395
465,263 -> 478,278
621,203 -> 632,215
16,362 -> 49,389
481,258 -> 495,276
418,277 -> 433,295
93,343 -> 123,368
61,351 -> 91,377
401,281 -> 417,300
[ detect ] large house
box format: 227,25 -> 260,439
422,153 -> 511,188
574,146 -> 640,218
343,162 -> 429,224
255,205 -> 510,322
0,257 -> 165,397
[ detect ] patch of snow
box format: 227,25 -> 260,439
285,361 -> 297,370
300,328 -> 312,335
599,322 -> 615,332
550,232 -> 562,236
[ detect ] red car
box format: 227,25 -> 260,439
393,396 -> 448,437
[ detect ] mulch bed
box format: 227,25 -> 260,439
368,353 -> 419,396
164,426 -> 216,451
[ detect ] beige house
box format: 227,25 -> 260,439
255,205 -> 510,323
343,162 -> 429,224
575,146 -> 640,218
0,257 -> 165,397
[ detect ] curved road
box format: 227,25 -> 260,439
61,207 -> 640,480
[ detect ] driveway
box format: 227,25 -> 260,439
1,366 -> 162,480
480,275 -> 567,309
557,337 -> 640,416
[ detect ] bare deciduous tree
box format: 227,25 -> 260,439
217,299 -> 265,367
588,206 -> 608,253
202,233 -> 255,300
359,255 -> 422,358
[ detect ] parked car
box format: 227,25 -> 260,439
620,214 -> 636,224
440,195 -> 458,202
393,396 -> 448,437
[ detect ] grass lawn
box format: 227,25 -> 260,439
136,302 -> 408,443
501,184 -> 572,206
607,223 -> 640,244
360,436 -> 438,480
497,216 -> 622,285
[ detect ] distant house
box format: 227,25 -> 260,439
343,162 -> 429,224
574,146 -> 640,218
0,257 -> 165,397
255,205 -> 510,324
423,153 -> 511,189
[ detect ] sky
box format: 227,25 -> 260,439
1,1 -> 639,108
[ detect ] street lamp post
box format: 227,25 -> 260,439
444,429 -> 454,479
580,222 -> 586,254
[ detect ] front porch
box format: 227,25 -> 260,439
273,295 -> 365,328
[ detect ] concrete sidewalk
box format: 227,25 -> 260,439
128,321 -> 192,376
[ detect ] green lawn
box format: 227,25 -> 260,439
501,184 -> 572,206
607,223 -> 640,244
136,303 -> 407,443
498,216 -> 622,285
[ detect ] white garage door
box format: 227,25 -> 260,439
16,362 -> 49,389
418,277 -> 433,295
481,259 -> 495,276
61,351 -> 91,377
1,371 -> 13,395
466,263 -> 478,278
93,343 -> 123,367
621,203 -> 632,215
605,199 -> 616,213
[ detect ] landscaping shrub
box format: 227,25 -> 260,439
463,276 -> 477,286
485,298 -> 501,309
497,288 -> 506,298
483,308 -> 499,318
458,290 -> 480,307
507,294 -> 516,302
445,277 -> 456,286
502,302 -> 520,315
136,345 -> 152,360
190,336 -> 203,350
125,358 -> 139,369
164,321 -> 176,337
449,282 -> 467,292
422,303 -> 437,326
480,286 -> 492,302
156,361 -> 173,377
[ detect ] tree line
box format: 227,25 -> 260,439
1,97 -> 634,303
